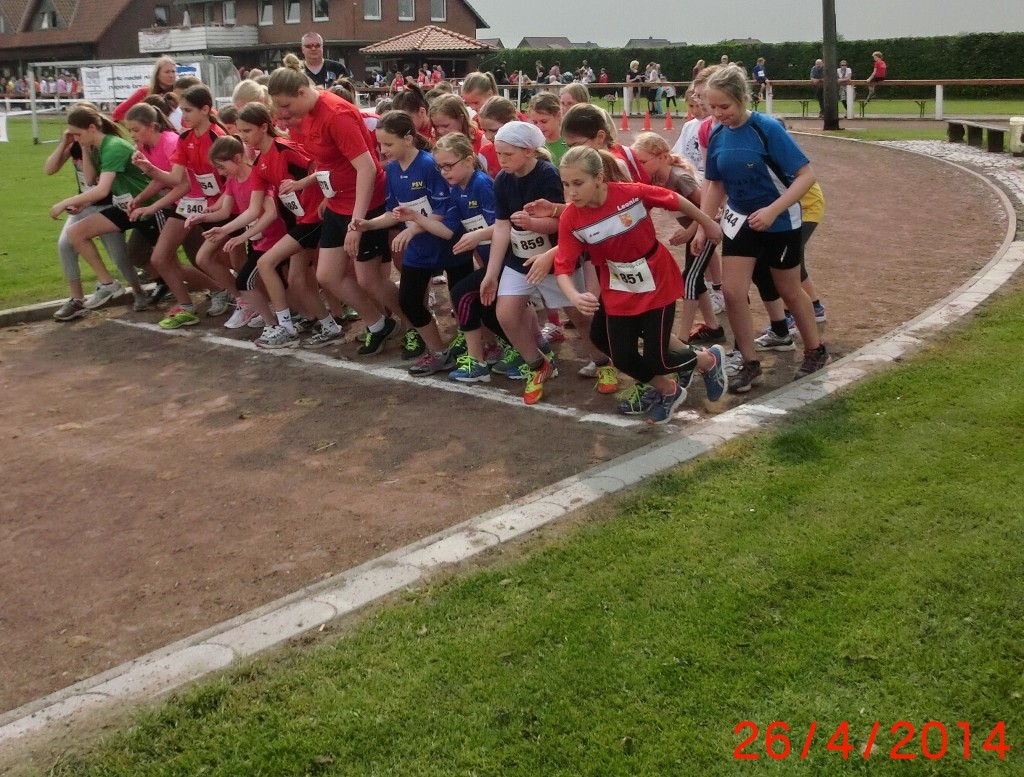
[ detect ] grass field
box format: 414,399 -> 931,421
34,287 -> 1024,776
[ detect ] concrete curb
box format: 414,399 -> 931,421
1,144 -> 1021,751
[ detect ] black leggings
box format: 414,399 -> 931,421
399,261 -> 474,328
449,267 -> 507,339
590,301 -> 697,384
682,240 -> 715,300
753,221 -> 816,303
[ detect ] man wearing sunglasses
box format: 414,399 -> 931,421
301,33 -> 348,88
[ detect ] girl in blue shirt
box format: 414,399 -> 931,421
694,65 -> 828,393
352,111 -> 474,377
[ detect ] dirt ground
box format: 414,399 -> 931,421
0,132 -> 1007,720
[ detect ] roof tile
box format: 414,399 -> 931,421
360,24 -> 494,54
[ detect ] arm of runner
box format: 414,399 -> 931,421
343,151 -> 379,258
747,163 -> 815,232
481,219 -> 510,307
206,189 -> 267,239
692,179 -> 726,255
49,170 -> 117,217
43,131 -> 74,175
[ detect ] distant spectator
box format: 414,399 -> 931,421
719,54 -> 729,65
753,57 -> 769,100
301,32 -> 347,87
810,58 -> 825,117
493,61 -> 508,85
837,59 -> 853,109
625,59 -> 644,116
112,55 -> 176,122
692,59 -> 705,79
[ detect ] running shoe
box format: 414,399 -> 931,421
303,324 -> 345,349
785,312 -> 797,332
595,364 -> 619,394
356,316 -> 400,356
492,345 -> 526,379
646,380 -> 686,425
402,328 -> 427,360
700,344 -> 728,402
794,345 -> 830,379
84,280 -> 122,310
293,316 -> 317,334
448,354 -> 491,383
132,292 -> 150,312
754,329 -> 796,351
729,360 -> 764,394
146,280 -> 173,307
813,301 -> 827,323
224,302 -> 258,329
247,314 -> 265,329
53,298 -> 87,321
431,273 -> 447,285
724,349 -> 744,378
688,323 -> 726,344
206,290 -> 231,317
521,355 -> 557,405
616,382 -> 656,415
541,322 -> 566,343
577,360 -> 598,378
254,324 -> 299,349
409,349 -> 454,377
447,329 -> 468,358
158,306 -> 200,330
709,289 -> 725,314
483,341 -> 505,366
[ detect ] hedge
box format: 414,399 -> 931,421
491,32 -> 1024,99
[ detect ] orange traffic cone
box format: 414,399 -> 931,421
642,111 -> 651,130
620,110 -> 629,131
664,112 -> 674,131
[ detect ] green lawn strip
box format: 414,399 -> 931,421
43,292 -> 1024,776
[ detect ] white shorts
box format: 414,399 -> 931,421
497,266 -> 584,309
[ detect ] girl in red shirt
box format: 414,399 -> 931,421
132,84 -> 230,329
534,146 -> 728,424
560,103 -> 650,184
267,55 -> 397,355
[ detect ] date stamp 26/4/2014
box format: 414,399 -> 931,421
733,721 -> 1010,761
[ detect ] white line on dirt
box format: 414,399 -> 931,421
110,319 -> 641,429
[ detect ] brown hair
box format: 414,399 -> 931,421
391,80 -> 428,114
428,93 -> 476,140
208,135 -> 246,164
528,91 -> 560,116
218,105 -> 240,125
560,82 -> 590,106
478,95 -> 518,125
125,102 -> 175,134
560,103 -> 616,146
180,84 -> 229,133
377,110 -> 431,151
173,74 -> 202,92
67,104 -> 123,138
237,102 -> 282,138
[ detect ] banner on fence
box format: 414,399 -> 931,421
79,63 -> 199,102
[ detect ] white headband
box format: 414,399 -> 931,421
494,121 -> 546,150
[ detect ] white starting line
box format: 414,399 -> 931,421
111,318 -> 642,429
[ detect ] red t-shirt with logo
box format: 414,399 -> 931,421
554,182 -> 683,316
299,90 -> 385,215
609,143 -> 651,184
169,124 -> 226,205
249,137 -> 323,226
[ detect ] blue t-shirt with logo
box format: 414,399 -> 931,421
385,148 -> 451,269
442,169 -> 495,265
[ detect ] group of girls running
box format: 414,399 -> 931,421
47,56 -> 829,424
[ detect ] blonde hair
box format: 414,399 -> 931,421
461,71 -> 498,97
560,82 -> 590,106
433,132 -> 479,169
232,78 -> 270,108
632,131 -> 696,177
478,95 -> 518,124
268,53 -> 314,96
148,55 -> 176,96
560,145 -> 629,183
705,65 -> 750,107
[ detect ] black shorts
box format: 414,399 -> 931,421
319,205 -> 390,261
237,245 -> 263,292
723,225 -> 803,271
288,221 -> 323,250
99,205 -> 163,245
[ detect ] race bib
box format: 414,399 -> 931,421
112,193 -> 132,213
176,196 -> 206,217
247,220 -> 263,242
720,204 -> 747,239
278,190 -> 305,218
606,257 -> 656,293
75,168 -> 91,194
315,170 -> 336,198
510,228 -> 551,259
399,195 -> 432,228
460,214 -> 490,245
195,172 -> 221,197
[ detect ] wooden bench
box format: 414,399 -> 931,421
947,120 -> 1006,153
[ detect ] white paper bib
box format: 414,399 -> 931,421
195,172 -> 221,198
176,196 -> 206,217
606,257 -> 656,293
720,204 -> 747,239
315,170 -> 336,198
112,193 -> 133,213
400,195 -> 432,228
510,228 -> 551,259
460,214 -> 490,245
279,190 -> 305,218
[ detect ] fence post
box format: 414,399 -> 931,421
935,84 -> 944,120
28,68 -> 39,144
766,90 -> 773,115
846,85 -> 855,119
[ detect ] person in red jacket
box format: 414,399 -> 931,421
112,56 -> 177,123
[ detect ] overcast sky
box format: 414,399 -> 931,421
471,0 -> 1024,49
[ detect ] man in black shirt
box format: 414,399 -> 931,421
301,32 -> 347,87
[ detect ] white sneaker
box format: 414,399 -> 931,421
724,349 -> 744,378
224,302 -> 257,329
207,290 -> 231,317
84,280 -> 123,309
577,360 -> 598,378
247,314 -> 265,329
709,289 -> 725,314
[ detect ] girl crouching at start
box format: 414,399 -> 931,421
544,146 -> 729,424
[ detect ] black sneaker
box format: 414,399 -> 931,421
688,323 -> 726,344
356,316 -> 399,356
293,316 -> 317,334
795,345 -> 829,379
728,360 -> 764,394
401,328 -> 427,360
146,280 -> 173,307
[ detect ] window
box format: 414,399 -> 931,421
203,3 -> 214,24
285,0 -> 300,23
223,0 -> 236,23
154,5 -> 168,25
312,0 -> 328,21
398,0 -> 414,21
0,13 -> 7,33
430,0 -> 445,21
363,0 -> 380,19
259,0 -> 273,24
32,0 -> 61,29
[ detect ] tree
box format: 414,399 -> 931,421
822,0 -> 840,129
